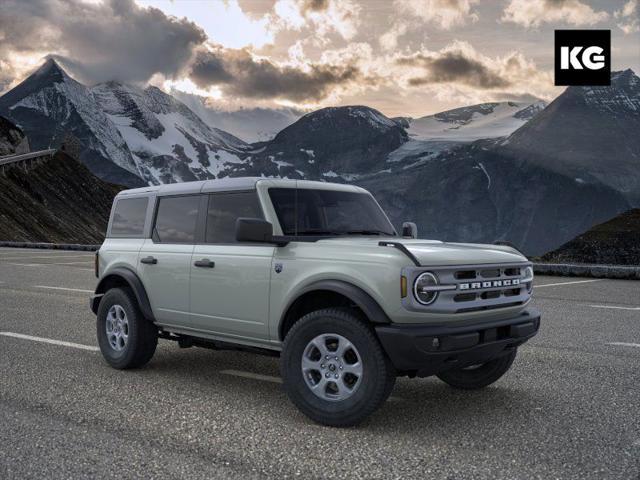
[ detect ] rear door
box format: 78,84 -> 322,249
138,194 -> 201,327
190,191 -> 274,341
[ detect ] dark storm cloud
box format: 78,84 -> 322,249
0,0 -> 205,84
190,48 -> 361,102
397,51 -> 511,89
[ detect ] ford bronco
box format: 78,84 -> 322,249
91,177 -> 540,427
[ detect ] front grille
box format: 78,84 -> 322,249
406,262 -> 533,314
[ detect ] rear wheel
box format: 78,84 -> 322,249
97,287 -> 157,369
436,349 -> 517,390
281,308 -> 395,427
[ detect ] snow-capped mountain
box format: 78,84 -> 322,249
91,82 -> 248,184
405,101 -> 546,142
172,91 -> 302,143
0,59 -> 142,186
222,105 -> 408,181
0,59 -> 252,186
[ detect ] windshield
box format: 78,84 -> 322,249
268,188 -> 396,237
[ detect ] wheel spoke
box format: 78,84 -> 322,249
335,338 -> 353,359
301,355 -> 320,372
342,362 -> 363,377
310,339 -> 330,358
312,376 -> 328,391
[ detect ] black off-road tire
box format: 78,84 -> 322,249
96,287 -> 158,369
281,308 -> 396,427
436,349 -> 517,390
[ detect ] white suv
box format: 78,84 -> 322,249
91,177 -> 540,426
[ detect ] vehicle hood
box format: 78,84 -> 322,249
317,237 -> 528,266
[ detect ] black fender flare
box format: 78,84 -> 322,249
92,267 -> 155,322
280,280 -> 391,339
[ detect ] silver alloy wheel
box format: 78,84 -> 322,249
301,333 -> 363,401
105,304 -> 129,352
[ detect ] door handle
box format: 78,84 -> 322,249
194,259 -> 215,268
140,256 -> 157,265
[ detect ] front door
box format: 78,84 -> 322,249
190,191 -> 274,341
138,194 -> 200,327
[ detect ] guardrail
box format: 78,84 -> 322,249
0,148 -> 57,172
533,262 -> 640,280
0,241 -> 100,251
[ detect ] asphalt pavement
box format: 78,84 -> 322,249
0,247 -> 639,479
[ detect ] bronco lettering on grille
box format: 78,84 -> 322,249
459,279 -> 521,290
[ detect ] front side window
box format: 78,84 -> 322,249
153,195 -> 200,244
206,191 -> 263,243
110,197 -> 148,237
268,188 -> 396,236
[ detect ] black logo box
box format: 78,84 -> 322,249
555,30 -> 611,86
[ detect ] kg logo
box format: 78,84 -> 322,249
555,30 -> 610,86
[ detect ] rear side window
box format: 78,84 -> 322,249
110,197 -> 148,237
206,192 -> 263,243
154,195 -> 200,244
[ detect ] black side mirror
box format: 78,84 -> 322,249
402,221 -> 418,239
236,218 -> 274,243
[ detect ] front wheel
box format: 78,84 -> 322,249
281,308 -> 396,427
436,349 -> 517,390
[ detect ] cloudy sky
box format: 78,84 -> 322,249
1,0 -> 638,117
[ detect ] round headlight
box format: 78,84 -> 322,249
524,266 -> 534,293
414,272 -> 439,305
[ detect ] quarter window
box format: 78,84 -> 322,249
206,192 -> 263,243
154,195 -> 200,244
110,197 -> 148,237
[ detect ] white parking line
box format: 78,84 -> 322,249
606,342 -> 640,348
8,262 -> 94,271
589,305 -> 640,311
34,285 -> 94,294
221,369 -> 283,384
0,332 -> 99,351
535,279 -> 602,288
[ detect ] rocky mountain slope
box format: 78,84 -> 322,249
0,149 -> 121,243
0,116 -> 29,156
358,139 -> 630,255
501,69 -> 640,204
541,209 -> 640,265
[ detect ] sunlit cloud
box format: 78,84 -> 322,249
395,0 -> 479,30
615,0 -> 639,34
136,0 -> 274,49
501,0 -> 609,28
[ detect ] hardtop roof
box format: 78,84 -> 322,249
116,177 -> 366,197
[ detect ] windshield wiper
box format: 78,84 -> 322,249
293,229 -> 347,236
290,229 -> 395,236
345,230 -> 394,236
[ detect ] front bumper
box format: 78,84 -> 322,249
375,308 -> 540,377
